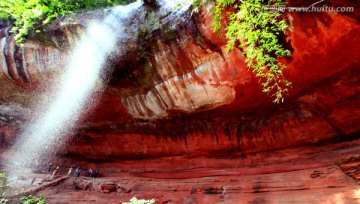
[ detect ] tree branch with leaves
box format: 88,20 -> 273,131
194,0 -> 292,103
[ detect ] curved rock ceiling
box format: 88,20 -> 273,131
0,0 -> 359,202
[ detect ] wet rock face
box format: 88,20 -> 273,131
0,105 -> 30,126
0,0 -> 359,160
0,105 -> 30,148
0,27 -> 66,84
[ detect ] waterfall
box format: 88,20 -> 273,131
9,2 -> 142,168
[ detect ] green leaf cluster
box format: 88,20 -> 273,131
0,173 -> 6,189
195,0 -> 292,103
17,195 -> 47,204
0,0 -> 135,44
0,172 -> 47,204
0,172 -> 7,204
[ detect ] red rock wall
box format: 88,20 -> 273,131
0,2 -> 359,161
1,2 -> 359,203
64,9 -> 360,160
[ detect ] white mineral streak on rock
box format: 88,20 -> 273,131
121,55 -> 235,119
144,89 -> 166,116
155,83 -> 172,108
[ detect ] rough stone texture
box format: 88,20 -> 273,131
0,30 -> 66,83
337,155 -> 360,184
0,0 -> 359,203
0,0 -> 358,158
74,179 -> 93,191
33,139 -> 360,203
100,182 -> 117,193
74,4 -> 359,159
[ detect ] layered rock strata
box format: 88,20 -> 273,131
0,0 -> 358,169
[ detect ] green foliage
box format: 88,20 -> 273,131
0,173 -> 8,204
0,198 -> 9,204
138,11 -> 161,38
122,197 -> 155,204
17,195 -> 47,204
0,0 -> 135,44
0,173 -> 6,189
0,173 -> 47,204
195,0 -> 292,103
192,0 -> 204,9
136,10 -> 161,59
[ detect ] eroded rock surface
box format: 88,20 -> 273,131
33,139 -> 360,203
0,0 -> 359,203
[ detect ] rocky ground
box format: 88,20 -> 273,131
0,0 -> 359,203
1,138 -> 359,203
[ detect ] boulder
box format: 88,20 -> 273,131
100,182 -> 117,194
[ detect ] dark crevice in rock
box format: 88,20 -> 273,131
3,37 -> 15,80
14,44 -> 30,83
235,125 -> 245,156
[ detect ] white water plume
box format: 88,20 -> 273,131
9,2 -> 141,168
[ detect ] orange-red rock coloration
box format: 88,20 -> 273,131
0,0 -> 359,203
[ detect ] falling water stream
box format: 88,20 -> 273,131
8,2 -> 142,168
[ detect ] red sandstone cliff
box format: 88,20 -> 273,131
0,0 -> 359,159
0,0 -> 360,203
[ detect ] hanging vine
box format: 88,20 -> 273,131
194,0 -> 292,103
